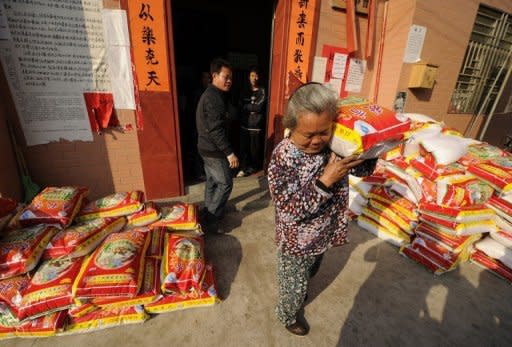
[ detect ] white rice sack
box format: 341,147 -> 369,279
420,134 -> 469,165
403,123 -> 442,157
490,231 -> 512,249
402,113 -> 437,123
349,175 -> 372,198
475,237 -> 512,268
388,180 -> 419,204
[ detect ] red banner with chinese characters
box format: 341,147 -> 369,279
128,0 -> 170,92
286,0 -> 317,85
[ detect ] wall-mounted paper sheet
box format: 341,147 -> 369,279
311,56 -> 327,83
404,25 -> 427,63
345,58 -> 366,92
332,52 -> 348,79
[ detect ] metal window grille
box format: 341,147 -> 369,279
449,5 -> 512,114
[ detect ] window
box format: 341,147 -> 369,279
449,5 -> 512,114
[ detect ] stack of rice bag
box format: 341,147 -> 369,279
470,194 -> 512,283
346,111 -> 512,278
0,187 -> 218,340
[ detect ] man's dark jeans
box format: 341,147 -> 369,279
202,155 -> 233,219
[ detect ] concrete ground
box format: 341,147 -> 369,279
6,176 -> 512,347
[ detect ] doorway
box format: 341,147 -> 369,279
170,0 -> 275,185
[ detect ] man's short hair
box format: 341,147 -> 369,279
210,58 -> 232,75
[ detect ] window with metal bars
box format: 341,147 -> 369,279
448,5 -> 512,114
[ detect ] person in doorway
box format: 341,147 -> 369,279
237,66 -> 266,177
196,58 -> 239,233
267,83 -> 377,336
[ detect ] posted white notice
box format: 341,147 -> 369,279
404,25 -> 427,63
332,52 -> 348,79
311,56 -> 327,83
345,58 -> 366,93
0,0 -> 112,145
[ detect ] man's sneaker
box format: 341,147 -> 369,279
236,170 -> 246,178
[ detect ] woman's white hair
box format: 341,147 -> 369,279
283,83 -> 338,130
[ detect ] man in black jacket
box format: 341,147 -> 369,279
196,58 -> 239,232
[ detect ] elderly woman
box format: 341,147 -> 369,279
268,83 -> 376,336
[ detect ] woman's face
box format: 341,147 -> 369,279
290,111 -> 333,154
249,71 -> 259,88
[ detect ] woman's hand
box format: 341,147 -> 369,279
319,153 -> 364,188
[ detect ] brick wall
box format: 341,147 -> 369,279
0,0 -> 146,201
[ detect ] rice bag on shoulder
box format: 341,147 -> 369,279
330,99 -> 410,158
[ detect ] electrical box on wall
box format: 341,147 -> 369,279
408,63 -> 438,89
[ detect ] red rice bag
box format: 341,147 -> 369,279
43,217 -> 126,260
146,227 -> 165,258
414,223 -> 480,253
64,305 -> 148,335
18,257 -> 84,321
361,206 -> 407,236
487,195 -> 512,223
73,229 -> 149,299
356,215 -> 410,247
436,174 -> 494,207
471,250 -> 512,284
369,186 -> 418,221
467,157 -> 512,194
458,143 -> 507,166
400,244 -> 451,275
146,264 -> 218,314
15,310 -> 67,337
0,275 -> 29,327
76,191 -> 144,222
68,302 -> 98,318
151,202 -> 199,230
368,199 -> 416,233
419,213 -> 496,236
419,202 -> 494,223
0,324 -> 15,340
490,230 -> 512,248
330,100 -> 411,157
19,187 -> 88,228
411,237 -> 460,268
126,202 -> 160,228
409,158 -> 465,181
0,198 -> 17,232
92,258 -> 161,308
0,225 -> 59,279
161,234 -> 205,295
